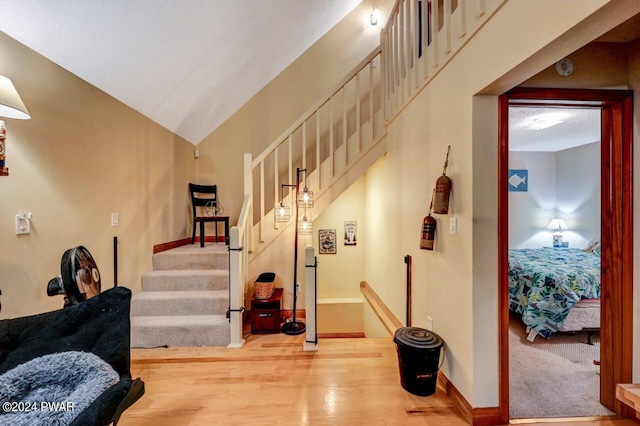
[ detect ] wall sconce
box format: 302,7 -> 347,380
547,218 -> 568,247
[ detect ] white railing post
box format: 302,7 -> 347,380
228,153 -> 253,348
228,226 -> 245,348
303,245 -> 318,351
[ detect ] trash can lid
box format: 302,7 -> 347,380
394,327 -> 443,349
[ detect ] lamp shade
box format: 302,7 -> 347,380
275,202 -> 291,223
0,75 -> 30,119
547,218 -> 568,232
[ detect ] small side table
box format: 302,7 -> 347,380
251,288 -> 282,334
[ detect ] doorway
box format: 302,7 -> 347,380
507,104 -> 607,418
498,88 -> 634,422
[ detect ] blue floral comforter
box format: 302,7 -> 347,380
508,248 -> 600,338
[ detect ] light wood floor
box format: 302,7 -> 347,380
119,334 -> 637,426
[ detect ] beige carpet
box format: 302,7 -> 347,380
509,318 -> 615,419
130,243 -> 230,348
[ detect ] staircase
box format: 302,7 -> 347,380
130,243 -> 230,348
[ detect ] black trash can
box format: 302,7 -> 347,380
393,327 -> 444,396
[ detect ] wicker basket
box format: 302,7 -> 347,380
254,272 -> 276,300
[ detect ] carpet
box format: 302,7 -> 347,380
509,318 -> 615,419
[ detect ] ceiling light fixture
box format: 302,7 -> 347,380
528,118 -> 563,131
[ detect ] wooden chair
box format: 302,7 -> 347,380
189,183 -> 230,247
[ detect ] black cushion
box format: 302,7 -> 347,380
0,287 -> 144,426
0,287 -> 132,378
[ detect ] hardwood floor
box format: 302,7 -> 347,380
119,334 -> 637,425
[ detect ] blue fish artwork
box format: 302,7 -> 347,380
508,169 -> 528,191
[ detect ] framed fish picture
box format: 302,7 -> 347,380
508,169 -> 528,192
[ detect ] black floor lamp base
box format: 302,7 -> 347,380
282,321 -> 306,335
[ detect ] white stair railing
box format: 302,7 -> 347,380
251,46 -> 385,249
382,0 -> 506,121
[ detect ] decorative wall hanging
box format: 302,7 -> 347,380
508,169 -> 528,191
344,221 -> 357,246
432,145 -> 452,214
319,229 -> 337,254
420,190 -> 437,251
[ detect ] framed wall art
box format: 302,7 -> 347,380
344,221 -> 357,245
508,169 -> 528,192
319,229 -> 337,254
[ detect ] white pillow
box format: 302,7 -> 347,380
584,235 -> 600,253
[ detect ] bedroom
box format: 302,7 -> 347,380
507,106 -> 607,420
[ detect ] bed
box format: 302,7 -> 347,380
508,246 -> 600,339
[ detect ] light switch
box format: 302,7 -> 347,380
111,213 -> 119,227
15,211 -> 31,235
449,217 -> 457,235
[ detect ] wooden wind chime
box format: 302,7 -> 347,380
420,146 -> 452,250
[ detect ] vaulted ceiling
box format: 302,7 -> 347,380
0,0 -> 363,145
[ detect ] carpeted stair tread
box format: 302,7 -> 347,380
152,243 -> 229,271
131,315 -> 230,348
133,290 -> 226,299
141,270 -> 228,291
131,290 -> 228,316
131,315 -> 229,327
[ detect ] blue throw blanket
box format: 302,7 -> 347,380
0,351 -> 119,426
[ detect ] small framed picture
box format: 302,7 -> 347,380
319,229 -> 337,254
344,221 -> 357,246
508,169 -> 528,192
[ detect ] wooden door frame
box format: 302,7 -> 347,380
498,88 -> 634,423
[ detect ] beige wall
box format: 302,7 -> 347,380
313,175 -> 366,299
0,32 -> 194,319
360,0 -> 640,408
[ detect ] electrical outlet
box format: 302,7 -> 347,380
296,282 -> 301,293
427,316 -> 433,331
111,213 -> 119,227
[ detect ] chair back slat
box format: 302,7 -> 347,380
189,183 -> 217,217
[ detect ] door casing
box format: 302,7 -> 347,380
497,88 -> 634,422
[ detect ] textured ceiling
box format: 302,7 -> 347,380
510,107 -> 601,152
0,0 -> 362,145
